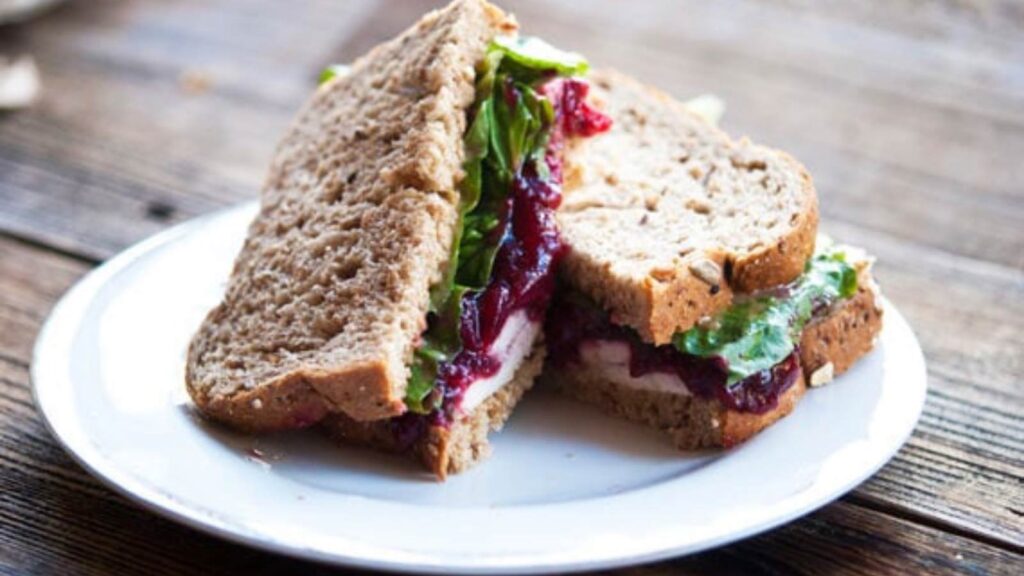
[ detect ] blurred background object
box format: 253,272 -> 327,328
0,55 -> 38,108
0,0 -> 64,23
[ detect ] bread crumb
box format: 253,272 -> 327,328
809,362 -> 834,387
251,398 -> 263,410
179,69 -> 212,95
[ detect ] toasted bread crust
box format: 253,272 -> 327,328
321,342 -> 545,479
188,359 -> 405,432
187,0 -> 517,427
730,151 -> 819,293
559,70 -> 818,345
717,378 -> 805,447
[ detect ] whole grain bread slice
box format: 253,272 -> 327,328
559,70 -> 819,345
321,341 -> 545,479
549,267 -> 882,449
186,0 -> 518,430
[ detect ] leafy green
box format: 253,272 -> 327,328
491,36 -> 589,77
405,347 -> 443,413
674,246 -> 859,385
405,37 -> 589,413
405,284 -> 469,413
318,64 -> 350,85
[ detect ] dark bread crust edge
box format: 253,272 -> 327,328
320,341 -> 545,479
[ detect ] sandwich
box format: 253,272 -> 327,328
544,70 -> 883,448
185,0 -> 611,477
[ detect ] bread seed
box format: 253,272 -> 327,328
689,259 -> 721,287
809,362 -> 835,387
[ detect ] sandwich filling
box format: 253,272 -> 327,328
394,36 -> 611,438
547,246 -> 859,414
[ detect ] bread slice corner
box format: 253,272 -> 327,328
321,341 -> 545,479
559,69 -> 818,345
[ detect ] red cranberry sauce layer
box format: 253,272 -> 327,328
545,293 -> 801,414
392,79 -> 611,441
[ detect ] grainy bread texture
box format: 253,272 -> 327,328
552,360 -> 806,449
186,0 -> 518,429
560,70 -> 819,345
322,342 -> 545,479
800,264 -> 884,385
549,268 -> 882,449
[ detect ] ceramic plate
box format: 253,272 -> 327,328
32,202 -> 927,574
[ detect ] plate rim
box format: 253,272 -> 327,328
31,202 -> 928,574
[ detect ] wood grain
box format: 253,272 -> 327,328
0,236 -> 88,363
1,348 -> 1020,575
0,0 -> 381,260
0,0 -> 1021,573
2,0 -> 1023,266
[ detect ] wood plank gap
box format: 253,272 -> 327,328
845,492 -> 1024,554
0,230 -> 100,268
824,216 -> 1024,277
0,351 -> 28,371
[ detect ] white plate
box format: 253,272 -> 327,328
32,202 -> 927,574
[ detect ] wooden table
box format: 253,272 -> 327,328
1,1 -> 1021,573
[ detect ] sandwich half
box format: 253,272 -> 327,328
545,70 -> 883,448
186,0 -> 611,477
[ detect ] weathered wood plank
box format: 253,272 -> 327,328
0,236 -> 89,362
1,0 -> 1022,267
2,355 -> 1020,575
638,502 -> 1024,576
820,218 -> 1024,547
0,0 -> 381,260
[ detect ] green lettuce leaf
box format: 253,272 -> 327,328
674,246 -> 859,385
405,285 -> 468,413
491,36 -> 589,77
406,37 -> 589,413
318,64 -> 350,85
405,346 -> 444,414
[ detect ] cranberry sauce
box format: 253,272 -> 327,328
545,293 -> 801,414
421,79 -> 611,430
